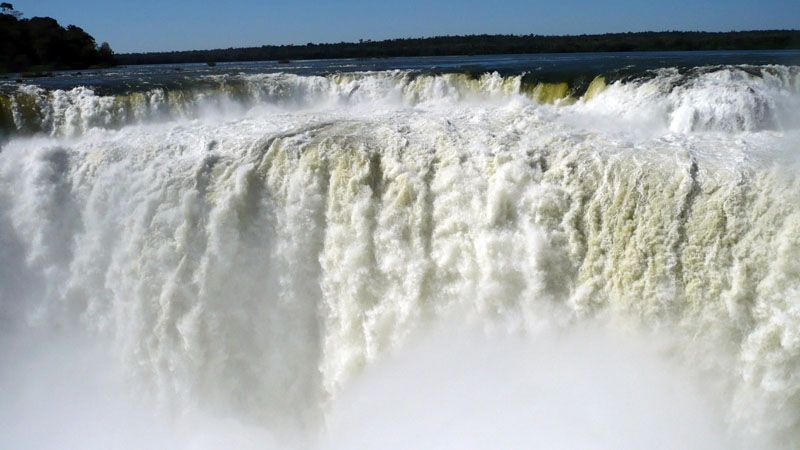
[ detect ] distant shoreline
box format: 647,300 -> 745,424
117,30 -> 800,66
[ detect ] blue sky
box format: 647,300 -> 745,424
11,0 -> 800,53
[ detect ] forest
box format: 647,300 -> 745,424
0,3 -> 116,73
2,0 -> 797,73
118,30 -> 800,66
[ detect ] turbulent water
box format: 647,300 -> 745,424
1,54 -> 800,449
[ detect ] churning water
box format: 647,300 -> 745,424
1,52 -> 800,449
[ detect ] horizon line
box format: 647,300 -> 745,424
118,29 -> 800,55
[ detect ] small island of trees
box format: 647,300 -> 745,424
0,3 -> 116,74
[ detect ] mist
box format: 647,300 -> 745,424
1,63 -> 798,449
322,324 -> 748,450
0,321 -> 767,450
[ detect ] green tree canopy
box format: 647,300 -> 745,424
0,6 -> 116,73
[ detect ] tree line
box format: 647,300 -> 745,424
0,3 -> 116,73
118,30 -> 800,66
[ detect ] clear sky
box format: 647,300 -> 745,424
11,0 -> 800,53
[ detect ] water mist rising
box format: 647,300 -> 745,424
1,65 -> 799,449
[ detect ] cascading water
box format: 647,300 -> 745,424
1,62 -> 799,449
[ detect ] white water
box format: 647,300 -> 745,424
1,66 -> 799,449
3,65 -> 799,137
